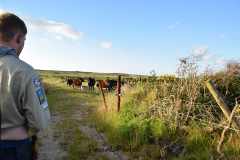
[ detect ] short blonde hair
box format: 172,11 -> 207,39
0,13 -> 27,43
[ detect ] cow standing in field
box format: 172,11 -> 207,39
97,79 -> 127,92
67,78 -> 73,87
107,79 -> 117,91
107,80 -> 128,91
88,77 -> 96,91
96,79 -> 109,91
72,77 -> 85,90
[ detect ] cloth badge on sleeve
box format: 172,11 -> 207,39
37,89 -> 44,104
33,77 -> 41,87
42,102 -> 49,112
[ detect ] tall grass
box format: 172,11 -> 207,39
93,54 -> 240,159
41,77 -> 61,95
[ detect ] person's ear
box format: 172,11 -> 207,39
16,34 -> 22,44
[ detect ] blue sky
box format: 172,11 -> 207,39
0,0 -> 239,75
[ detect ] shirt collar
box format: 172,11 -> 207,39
0,46 -> 19,59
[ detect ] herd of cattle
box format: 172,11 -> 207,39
66,77 -> 127,91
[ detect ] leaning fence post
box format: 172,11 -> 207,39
205,79 -> 240,136
117,75 -> 121,114
98,81 -> 107,111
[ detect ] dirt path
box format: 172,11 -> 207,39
37,113 -> 68,160
36,97 -> 133,160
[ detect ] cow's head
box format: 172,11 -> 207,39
80,78 -> 85,82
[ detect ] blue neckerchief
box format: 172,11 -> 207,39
0,46 -> 19,59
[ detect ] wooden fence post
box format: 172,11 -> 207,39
117,75 -> 121,114
205,79 -> 240,136
98,81 -> 107,111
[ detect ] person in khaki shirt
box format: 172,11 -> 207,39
0,13 -> 50,159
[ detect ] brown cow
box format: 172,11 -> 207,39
72,78 -> 85,90
96,79 -> 109,91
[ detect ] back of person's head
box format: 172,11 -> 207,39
0,13 -> 27,43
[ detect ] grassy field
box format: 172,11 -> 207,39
36,66 -> 240,160
37,69 -> 145,80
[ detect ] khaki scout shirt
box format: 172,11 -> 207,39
0,54 -> 50,133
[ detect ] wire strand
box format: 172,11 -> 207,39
94,121 -> 123,160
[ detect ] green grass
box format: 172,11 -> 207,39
38,71 -> 240,160
92,82 -> 240,160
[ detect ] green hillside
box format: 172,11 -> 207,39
36,69 -> 147,80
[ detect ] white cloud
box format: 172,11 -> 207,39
77,42 -> 80,45
169,20 -> 180,29
23,16 -> 83,40
191,45 -> 208,55
202,53 -> 213,61
115,48 -> 127,51
216,58 -> 227,65
101,42 -> 112,49
0,6 -> 83,41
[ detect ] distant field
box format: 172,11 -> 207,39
36,69 -> 147,80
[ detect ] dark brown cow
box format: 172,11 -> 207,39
72,78 -> 85,90
96,79 -> 109,91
